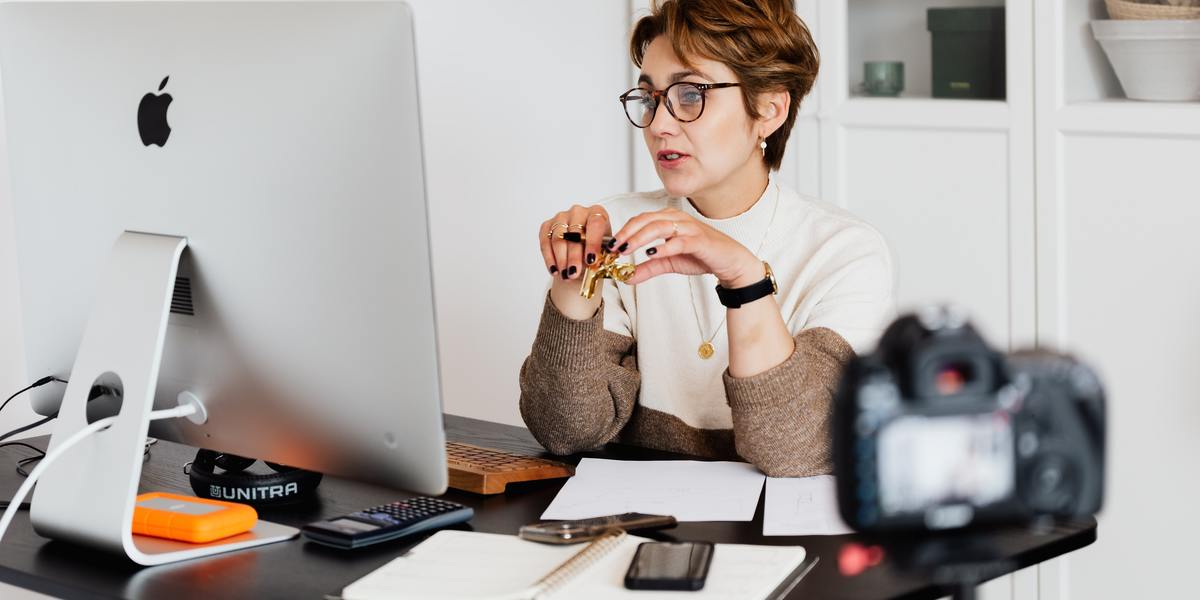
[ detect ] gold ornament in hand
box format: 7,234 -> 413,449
579,247 -> 636,299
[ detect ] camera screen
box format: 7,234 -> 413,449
876,413 -> 1014,515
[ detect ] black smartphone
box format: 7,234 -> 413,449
624,541 -> 714,591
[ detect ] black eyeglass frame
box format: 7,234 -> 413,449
618,82 -> 741,128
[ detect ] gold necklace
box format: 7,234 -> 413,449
686,181 -> 781,359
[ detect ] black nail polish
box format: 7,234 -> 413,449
563,232 -> 582,243
646,247 -> 657,256
617,242 -> 629,253
606,238 -> 617,250
586,253 -> 596,264
549,265 -> 558,274
561,269 -> 569,280
568,266 -> 578,276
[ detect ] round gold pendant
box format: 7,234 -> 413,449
698,341 -> 715,359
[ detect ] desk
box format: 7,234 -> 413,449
0,415 -> 1095,599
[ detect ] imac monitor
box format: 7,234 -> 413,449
0,1 -> 448,496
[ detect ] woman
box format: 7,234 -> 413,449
519,0 -> 894,476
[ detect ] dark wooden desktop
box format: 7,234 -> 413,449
0,414 -> 1095,599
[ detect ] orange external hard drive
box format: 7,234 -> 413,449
132,492 -> 258,543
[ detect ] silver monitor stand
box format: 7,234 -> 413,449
33,233 -> 297,564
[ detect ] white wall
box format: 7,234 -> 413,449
0,71 -> 37,439
404,0 -> 631,425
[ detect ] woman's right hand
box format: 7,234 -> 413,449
539,204 -> 611,284
539,204 -> 610,319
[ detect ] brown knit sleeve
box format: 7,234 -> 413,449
518,292 -> 640,455
722,327 -> 855,477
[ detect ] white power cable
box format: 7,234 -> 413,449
0,402 -> 199,542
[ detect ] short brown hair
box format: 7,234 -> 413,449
630,0 -> 819,171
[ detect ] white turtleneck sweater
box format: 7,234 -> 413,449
599,179 -> 896,431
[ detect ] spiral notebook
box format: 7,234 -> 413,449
339,529 -> 813,600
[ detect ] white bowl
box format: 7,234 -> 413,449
1091,19 -> 1200,101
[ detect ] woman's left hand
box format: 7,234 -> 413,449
610,207 -> 764,288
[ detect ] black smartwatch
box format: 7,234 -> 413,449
715,261 -> 777,309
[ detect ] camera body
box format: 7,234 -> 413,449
833,307 -> 1105,532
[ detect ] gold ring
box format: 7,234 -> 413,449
590,213 -> 606,220
550,222 -> 569,231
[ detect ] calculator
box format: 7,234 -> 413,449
300,497 -> 473,549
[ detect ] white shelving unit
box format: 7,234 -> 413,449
834,97 -> 1010,131
1057,100 -> 1200,136
1034,4 -> 1200,599
816,0 -> 1036,352
1047,0 -> 1200,135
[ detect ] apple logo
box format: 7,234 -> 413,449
137,76 -> 173,147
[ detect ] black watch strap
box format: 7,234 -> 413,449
715,262 -> 777,309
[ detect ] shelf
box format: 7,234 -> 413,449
847,0 -> 1007,100
1058,3 -> 1200,106
1057,101 -> 1200,137
832,97 -> 1009,131
1060,0 -> 1124,104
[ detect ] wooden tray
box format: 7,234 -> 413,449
446,441 -> 575,495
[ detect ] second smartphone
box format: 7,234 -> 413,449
624,540 -> 714,591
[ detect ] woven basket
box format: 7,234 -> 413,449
1107,0 -> 1200,20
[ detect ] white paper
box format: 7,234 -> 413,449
540,458 -> 765,522
341,530 -> 579,599
763,475 -> 855,536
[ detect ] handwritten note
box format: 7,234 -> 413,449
763,475 -> 854,536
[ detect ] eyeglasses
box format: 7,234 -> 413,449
618,81 -> 741,128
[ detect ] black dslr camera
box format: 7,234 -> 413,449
833,307 -> 1105,532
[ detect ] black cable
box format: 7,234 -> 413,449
0,376 -> 65,420
0,441 -> 44,456
0,441 -> 46,478
0,379 -> 124,445
0,415 -> 56,445
0,441 -> 46,507
0,378 -> 145,512
0,376 -> 66,446
16,455 -> 41,478
1,435 -> 153,479
0,378 -> 64,513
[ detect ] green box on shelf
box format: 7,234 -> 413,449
927,6 -> 1006,100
